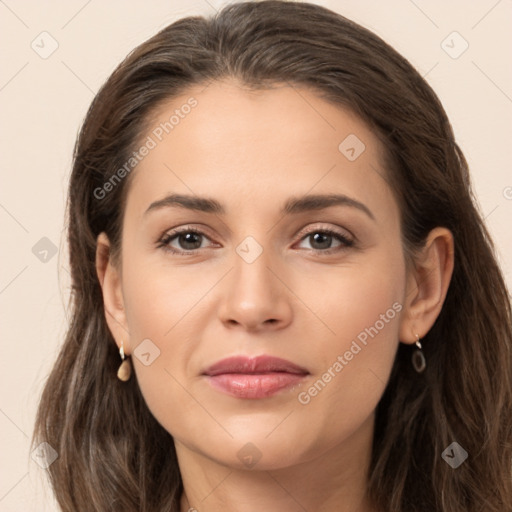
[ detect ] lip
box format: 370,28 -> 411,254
202,355 -> 309,399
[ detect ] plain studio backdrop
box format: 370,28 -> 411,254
0,1 -> 511,510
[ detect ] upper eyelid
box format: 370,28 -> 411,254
295,223 -> 354,241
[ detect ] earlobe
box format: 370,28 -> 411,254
95,232 -> 130,354
399,227 -> 454,344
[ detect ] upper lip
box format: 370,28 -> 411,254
202,355 -> 309,376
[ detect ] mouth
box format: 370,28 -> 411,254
202,355 -> 309,399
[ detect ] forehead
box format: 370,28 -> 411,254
124,79 -> 396,222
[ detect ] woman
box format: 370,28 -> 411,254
32,1 -> 512,511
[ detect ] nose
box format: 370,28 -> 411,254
218,246 -> 293,333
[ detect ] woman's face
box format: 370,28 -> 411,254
107,79 -> 412,470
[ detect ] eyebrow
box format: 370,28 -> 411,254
144,193 -> 375,221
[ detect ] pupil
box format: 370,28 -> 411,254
312,233 -> 331,249
181,233 -> 200,250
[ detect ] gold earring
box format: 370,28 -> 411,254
411,333 -> 426,373
117,341 -> 132,382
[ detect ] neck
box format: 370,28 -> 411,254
177,413 -> 378,512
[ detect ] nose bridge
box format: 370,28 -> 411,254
218,231 -> 292,330
232,233 -> 278,301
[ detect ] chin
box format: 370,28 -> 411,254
209,426 -> 316,471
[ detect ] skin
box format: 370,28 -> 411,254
96,79 -> 454,512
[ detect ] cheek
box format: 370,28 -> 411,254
121,268 -> 200,369
121,251 -> 213,343
121,276 -> 200,437
120,256 -> 220,423
292,252 -> 405,447
305,244 -> 405,359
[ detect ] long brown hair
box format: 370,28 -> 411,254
32,1 -> 512,510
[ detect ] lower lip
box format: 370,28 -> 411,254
205,373 -> 307,399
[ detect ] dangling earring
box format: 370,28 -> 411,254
117,340 -> 132,382
411,333 -> 426,373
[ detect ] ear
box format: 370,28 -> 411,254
399,227 -> 454,344
95,232 -> 131,354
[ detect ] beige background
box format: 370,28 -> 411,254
1,0 -> 511,510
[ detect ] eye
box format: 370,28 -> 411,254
295,228 -> 354,254
156,225 -> 355,255
156,227 -> 214,254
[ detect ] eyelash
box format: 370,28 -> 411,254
156,225 -> 355,256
